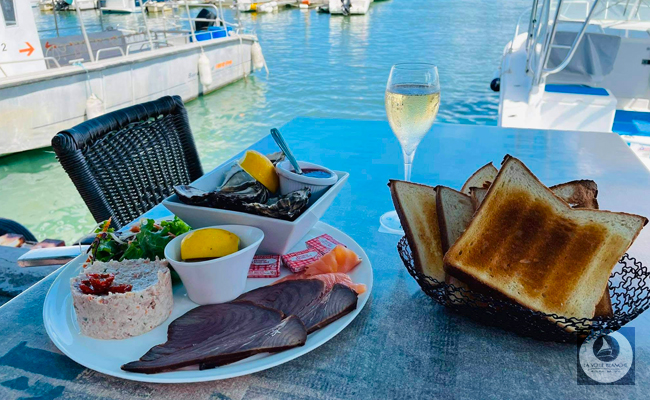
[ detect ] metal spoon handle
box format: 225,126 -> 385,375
270,128 -> 303,174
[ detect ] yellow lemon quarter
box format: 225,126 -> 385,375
180,229 -> 240,261
239,150 -> 280,193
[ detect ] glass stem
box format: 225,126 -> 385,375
403,150 -> 415,182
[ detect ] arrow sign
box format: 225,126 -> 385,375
19,42 -> 34,57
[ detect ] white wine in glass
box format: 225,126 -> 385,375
381,64 -> 440,233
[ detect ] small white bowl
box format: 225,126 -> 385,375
275,161 -> 338,202
164,225 -> 264,305
163,162 -> 349,255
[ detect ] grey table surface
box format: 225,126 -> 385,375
1,118 -> 650,400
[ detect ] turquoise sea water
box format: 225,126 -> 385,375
0,0 -> 529,244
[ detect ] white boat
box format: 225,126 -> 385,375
329,0 -> 371,15
75,0 -> 98,10
144,0 -> 173,13
496,0 -> 650,167
0,0 -> 264,156
39,0 -> 55,11
101,0 -> 141,13
41,0 -> 97,11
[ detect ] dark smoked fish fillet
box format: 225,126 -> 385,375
121,303 -> 307,374
235,280 -> 358,333
299,284 -> 359,332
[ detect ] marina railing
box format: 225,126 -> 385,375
1,1 -> 248,76
95,47 -> 126,61
521,0 -> 602,85
522,0 -> 648,83
0,57 -> 61,78
158,2 -> 239,44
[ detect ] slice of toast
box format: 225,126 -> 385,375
467,180 -> 612,317
461,163 -> 498,195
551,179 -> 609,317
436,186 -> 475,254
472,180 -> 599,211
389,180 -> 445,283
469,187 -> 489,211
550,180 -> 599,209
444,156 -> 647,319
436,186 -> 478,302
595,288 -> 613,318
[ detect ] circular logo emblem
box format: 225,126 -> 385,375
579,332 -> 633,383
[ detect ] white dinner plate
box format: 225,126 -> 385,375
43,221 -> 373,383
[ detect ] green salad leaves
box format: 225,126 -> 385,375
91,217 -> 191,263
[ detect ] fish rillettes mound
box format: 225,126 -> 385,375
70,259 -> 173,340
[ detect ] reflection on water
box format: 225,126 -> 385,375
0,0 -> 528,243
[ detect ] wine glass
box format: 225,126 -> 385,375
380,63 -> 440,234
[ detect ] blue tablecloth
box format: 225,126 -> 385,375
1,118 -> 649,399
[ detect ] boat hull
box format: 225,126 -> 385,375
329,0 -> 371,14
0,36 -> 254,156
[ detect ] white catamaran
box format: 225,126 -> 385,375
0,1 -> 265,156
495,0 -> 650,167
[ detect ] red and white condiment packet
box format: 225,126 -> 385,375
306,234 -> 345,254
248,255 -> 281,278
281,248 -> 323,274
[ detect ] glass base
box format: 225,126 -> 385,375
379,210 -> 404,235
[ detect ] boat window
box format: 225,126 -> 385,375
0,0 -> 17,26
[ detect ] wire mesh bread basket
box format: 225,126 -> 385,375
397,236 -> 650,343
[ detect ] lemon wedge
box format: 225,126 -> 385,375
239,150 -> 279,193
181,229 -> 240,261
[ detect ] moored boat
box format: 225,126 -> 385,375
495,0 -> 650,168
100,0 -> 141,13
38,0 -> 55,11
144,0 -> 173,12
328,0 -> 371,15
0,0 -> 264,156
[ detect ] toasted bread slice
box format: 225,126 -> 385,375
468,179 -> 612,316
389,180 -> 445,283
467,180 -> 612,317
436,186 -> 475,254
461,163 -> 498,195
444,156 -> 647,319
470,180 -> 599,211
469,187 -> 489,211
552,180 -> 610,318
595,288 -> 613,318
550,180 -> 599,209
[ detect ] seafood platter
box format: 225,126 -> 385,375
43,149 -> 372,383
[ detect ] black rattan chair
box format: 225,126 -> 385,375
52,95 -> 203,229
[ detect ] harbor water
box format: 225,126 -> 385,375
0,0 -> 528,244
